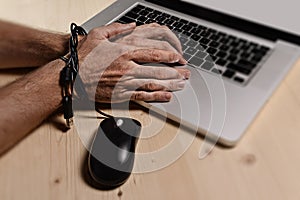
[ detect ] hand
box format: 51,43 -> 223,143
77,23 -> 190,103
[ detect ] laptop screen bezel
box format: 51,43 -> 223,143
145,0 -> 300,45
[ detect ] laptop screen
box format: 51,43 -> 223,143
183,0 -> 300,36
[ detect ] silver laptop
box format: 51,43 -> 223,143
81,0 -> 300,146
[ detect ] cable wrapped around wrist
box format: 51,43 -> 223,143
60,23 -> 87,128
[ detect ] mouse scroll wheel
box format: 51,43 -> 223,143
116,119 -> 124,127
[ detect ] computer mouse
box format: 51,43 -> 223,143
88,117 -> 141,189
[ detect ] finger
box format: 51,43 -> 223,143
121,49 -> 187,64
90,22 -> 136,39
127,64 -> 183,79
120,37 -> 179,53
117,91 -> 173,102
134,25 -> 182,54
131,91 -> 172,101
123,78 -> 186,91
175,68 -> 191,79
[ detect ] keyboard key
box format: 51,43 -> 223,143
209,41 -> 220,48
200,38 -> 211,45
188,22 -> 198,27
212,68 -> 222,74
227,55 -> 237,62
156,16 -> 167,22
186,40 -> 198,48
165,19 -> 175,25
137,16 -> 148,22
207,28 -> 217,33
229,41 -> 240,47
182,31 -> 192,37
239,44 -> 250,51
216,58 -> 227,66
139,10 -> 150,16
237,59 -> 256,69
132,7 -> 143,13
183,53 -> 192,61
126,11 -> 139,19
173,28 -> 183,33
198,44 -> 208,50
260,46 -> 270,52
145,19 -> 155,24
209,34 -> 221,41
145,7 -> 154,12
215,51 -> 228,58
227,35 -> 237,40
182,45 -> 189,51
185,47 -> 197,55
206,47 -> 217,55
252,48 -> 267,55
191,28 -> 202,34
196,25 -> 205,29
195,51 -> 207,59
230,48 -> 240,54
240,52 -> 251,59
219,38 -> 230,44
201,61 -> 214,70
171,16 -> 179,20
222,69 -> 235,78
179,19 -> 188,24
234,76 -> 245,83
136,21 -> 144,26
173,22 -> 184,28
191,34 -> 201,41
119,16 -> 136,23
189,57 -> 204,67
182,25 -> 193,31
251,54 -> 264,63
136,5 -> 145,9
219,45 -> 230,51
179,37 -> 188,45
237,38 -> 247,44
216,32 -> 226,37
161,13 -> 171,18
147,13 -> 158,19
153,10 -> 162,15
205,55 -> 218,62
227,63 -> 252,75
200,31 -> 211,37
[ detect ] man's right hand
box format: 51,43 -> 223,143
77,22 -> 190,103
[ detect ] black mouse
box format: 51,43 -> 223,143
88,117 -> 141,189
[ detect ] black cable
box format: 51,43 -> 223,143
60,23 -> 113,127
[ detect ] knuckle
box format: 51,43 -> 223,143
169,53 -> 178,61
162,41 -> 171,49
150,50 -> 161,62
133,92 -> 143,100
169,81 -> 176,90
146,82 -> 157,91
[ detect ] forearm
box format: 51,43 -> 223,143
0,59 -> 64,155
0,20 -> 69,68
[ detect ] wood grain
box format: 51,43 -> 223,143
0,1 -> 300,199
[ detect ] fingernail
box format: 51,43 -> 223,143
180,57 -> 188,64
184,71 -> 191,79
178,80 -> 186,89
164,93 -> 172,100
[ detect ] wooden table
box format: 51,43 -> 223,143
1,1 -> 300,199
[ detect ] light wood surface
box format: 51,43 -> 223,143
1,1 -> 300,199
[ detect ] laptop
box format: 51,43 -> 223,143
81,0 -> 300,146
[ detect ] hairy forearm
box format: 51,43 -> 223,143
0,59 -> 64,155
0,20 -> 69,68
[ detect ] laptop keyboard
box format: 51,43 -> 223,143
115,4 -> 272,85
